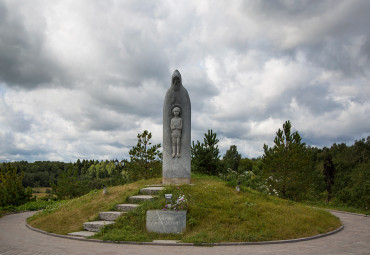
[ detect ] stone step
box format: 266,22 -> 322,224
116,203 -> 140,212
68,231 -> 97,237
83,221 -> 115,232
99,211 -> 125,221
140,187 -> 165,195
127,195 -> 156,203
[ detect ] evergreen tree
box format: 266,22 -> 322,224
223,145 -> 242,172
262,120 -> 311,200
51,166 -> 86,199
322,148 -> 336,203
0,164 -> 32,206
127,130 -> 162,180
238,158 -> 253,174
191,130 -> 221,176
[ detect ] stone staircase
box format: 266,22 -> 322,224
68,186 -> 164,238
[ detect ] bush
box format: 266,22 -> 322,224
0,164 -> 33,206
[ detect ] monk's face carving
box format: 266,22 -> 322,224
173,76 -> 180,91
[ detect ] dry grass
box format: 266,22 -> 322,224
27,178 -> 161,234
32,187 -> 51,199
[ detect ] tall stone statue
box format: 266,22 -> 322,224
163,70 -> 191,184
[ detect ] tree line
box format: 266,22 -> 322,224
1,123 -> 369,210
191,121 -> 369,210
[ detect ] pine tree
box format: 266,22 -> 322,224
322,148 -> 336,203
127,130 -> 162,180
262,120 -> 310,200
191,130 -> 221,176
0,164 -> 32,206
223,145 -> 242,172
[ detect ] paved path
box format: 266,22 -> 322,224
0,211 -> 369,255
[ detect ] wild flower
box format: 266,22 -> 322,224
163,193 -> 188,211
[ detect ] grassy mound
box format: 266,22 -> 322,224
27,175 -> 341,243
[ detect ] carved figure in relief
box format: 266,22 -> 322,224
171,106 -> 182,158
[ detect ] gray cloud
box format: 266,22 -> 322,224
0,0 -> 369,161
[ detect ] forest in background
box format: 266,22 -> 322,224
1,125 -> 369,211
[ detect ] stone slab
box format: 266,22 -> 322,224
128,195 -> 156,203
146,210 -> 186,234
83,221 -> 115,232
99,211 -> 124,221
116,204 -> 140,211
68,231 -> 97,237
140,187 -> 165,195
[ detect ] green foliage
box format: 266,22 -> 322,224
191,130 -> 221,176
0,164 -> 33,207
322,148 -> 336,202
262,120 -> 311,201
127,130 -> 162,181
0,200 -> 65,218
238,158 -> 253,174
86,161 -> 125,180
222,145 -> 241,173
330,137 -> 370,209
51,166 -> 87,200
221,157 -> 267,192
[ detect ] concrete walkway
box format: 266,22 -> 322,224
0,211 -> 369,255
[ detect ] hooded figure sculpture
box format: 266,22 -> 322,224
162,70 -> 191,184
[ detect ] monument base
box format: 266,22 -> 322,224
162,177 -> 191,185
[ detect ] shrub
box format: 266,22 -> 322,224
0,164 -> 33,206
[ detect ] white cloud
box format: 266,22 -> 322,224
0,0 -> 369,161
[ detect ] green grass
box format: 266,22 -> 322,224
0,200 -> 64,218
27,176 -> 341,243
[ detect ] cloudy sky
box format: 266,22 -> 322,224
1,0 -> 369,162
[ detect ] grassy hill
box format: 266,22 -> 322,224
27,175 -> 341,243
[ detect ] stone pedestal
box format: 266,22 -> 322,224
146,210 -> 186,234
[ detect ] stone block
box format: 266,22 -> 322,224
68,231 -> 97,237
128,195 -> 156,203
99,211 -> 124,221
146,210 -> 186,234
116,203 -> 140,211
140,187 -> 165,195
83,221 -> 115,232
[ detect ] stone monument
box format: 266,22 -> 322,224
162,70 -> 191,184
146,210 -> 187,234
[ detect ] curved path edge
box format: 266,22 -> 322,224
26,214 -> 344,246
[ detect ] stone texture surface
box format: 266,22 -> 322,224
68,231 -> 97,237
83,221 -> 115,232
162,177 -> 191,185
140,187 -> 165,195
163,70 -> 191,184
128,195 -> 156,203
116,203 -> 140,211
146,210 -> 186,234
98,211 -> 124,221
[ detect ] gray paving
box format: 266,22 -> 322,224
0,211 -> 369,255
